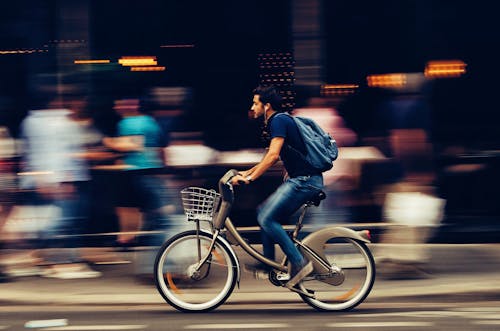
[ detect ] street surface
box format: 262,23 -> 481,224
1,244 -> 499,330
1,299 -> 500,330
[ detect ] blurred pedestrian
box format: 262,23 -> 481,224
19,95 -> 101,279
0,126 -> 17,282
103,96 -> 171,280
373,83 -> 446,278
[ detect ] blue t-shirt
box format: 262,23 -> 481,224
117,115 -> 165,170
268,112 -> 316,177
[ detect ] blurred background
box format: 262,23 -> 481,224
1,0 -> 500,266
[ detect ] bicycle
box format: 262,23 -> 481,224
154,169 -> 376,312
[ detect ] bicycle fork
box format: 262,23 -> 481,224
188,221 -> 219,280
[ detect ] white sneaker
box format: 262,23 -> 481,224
42,264 -> 101,279
5,266 -> 42,277
286,261 -> 313,288
72,264 -> 102,279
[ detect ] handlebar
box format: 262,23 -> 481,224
219,169 -> 239,186
212,169 -> 239,230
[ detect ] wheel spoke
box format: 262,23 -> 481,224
154,231 -> 237,312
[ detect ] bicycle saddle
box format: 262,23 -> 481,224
309,190 -> 326,206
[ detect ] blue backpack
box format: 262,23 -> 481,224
278,113 -> 338,172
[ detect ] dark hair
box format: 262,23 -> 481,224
253,85 -> 283,112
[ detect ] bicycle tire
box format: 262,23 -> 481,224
154,230 -> 238,312
299,238 -> 375,311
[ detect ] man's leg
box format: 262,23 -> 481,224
260,230 -> 276,262
257,178 -> 317,266
257,176 -> 322,286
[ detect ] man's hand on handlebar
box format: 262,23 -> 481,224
230,173 -> 251,186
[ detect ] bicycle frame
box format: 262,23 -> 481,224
190,169 -> 371,280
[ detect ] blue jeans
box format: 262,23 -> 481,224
257,174 -> 323,267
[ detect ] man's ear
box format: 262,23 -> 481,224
264,103 -> 271,111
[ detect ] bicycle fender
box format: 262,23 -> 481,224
198,229 -> 242,287
302,226 -> 370,247
300,227 -> 370,274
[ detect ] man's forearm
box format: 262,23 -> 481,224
246,152 -> 279,180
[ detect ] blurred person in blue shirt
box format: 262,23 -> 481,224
103,97 -> 171,280
19,96 -> 100,279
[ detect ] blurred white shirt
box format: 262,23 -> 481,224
20,109 -> 90,188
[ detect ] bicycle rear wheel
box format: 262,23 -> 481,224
299,237 -> 375,311
154,230 -> 238,312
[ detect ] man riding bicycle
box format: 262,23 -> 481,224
230,85 -> 324,288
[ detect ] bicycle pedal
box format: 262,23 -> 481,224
276,272 -> 290,281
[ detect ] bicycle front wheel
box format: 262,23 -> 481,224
300,237 -> 375,311
154,230 -> 238,312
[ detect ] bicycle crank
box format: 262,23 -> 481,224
269,270 -> 287,286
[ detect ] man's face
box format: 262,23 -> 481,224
250,94 -> 266,119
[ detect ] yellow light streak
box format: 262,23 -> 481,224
367,73 -> 407,87
74,59 -> 110,64
119,56 -> 157,66
425,60 -> 467,78
322,84 -> 359,89
321,84 -> 359,96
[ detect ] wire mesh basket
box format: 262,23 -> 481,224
180,187 -> 221,222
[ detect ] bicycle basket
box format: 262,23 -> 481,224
180,187 -> 221,222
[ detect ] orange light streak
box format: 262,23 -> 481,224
130,66 -> 166,71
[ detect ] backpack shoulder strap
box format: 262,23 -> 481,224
294,116 -> 323,132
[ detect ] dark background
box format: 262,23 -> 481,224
1,1 -> 500,242
1,0 -> 499,147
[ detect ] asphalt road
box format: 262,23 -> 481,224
1,298 -> 499,331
